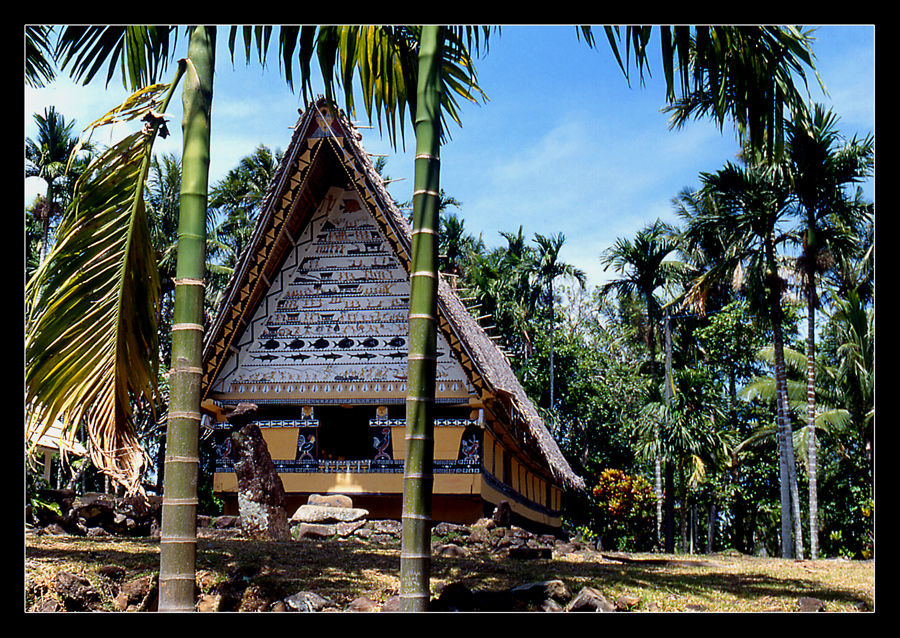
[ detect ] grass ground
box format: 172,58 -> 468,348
25,531 -> 875,613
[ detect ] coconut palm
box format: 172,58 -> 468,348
25,106 -> 84,264
27,23 -> 819,609
530,233 -> 586,410
784,104 -> 874,558
599,219 -> 685,550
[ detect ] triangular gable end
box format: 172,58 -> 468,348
201,99 -> 583,493
206,183 -> 476,406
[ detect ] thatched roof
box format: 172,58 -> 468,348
201,98 -> 583,491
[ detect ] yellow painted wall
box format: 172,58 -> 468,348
214,470 -> 479,496
259,427 -> 300,460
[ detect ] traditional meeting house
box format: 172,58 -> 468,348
200,98 -> 583,532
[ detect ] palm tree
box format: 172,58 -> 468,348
784,104 -> 874,558
25,106 -> 83,264
599,219 -> 684,550
530,232 -> 586,410
688,151 -> 804,558
636,367 -> 731,553
27,24 -> 820,609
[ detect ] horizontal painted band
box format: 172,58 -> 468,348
159,574 -> 197,581
165,455 -> 199,464
414,153 -> 440,161
400,555 -> 433,561
168,411 -> 201,420
401,513 -> 432,521
410,270 -> 438,278
408,313 -> 437,321
403,473 -> 434,479
407,354 -> 436,361
160,537 -> 197,544
169,367 -> 203,376
163,497 -> 199,505
411,227 -> 437,235
413,189 -> 441,197
174,278 -> 205,286
171,323 -> 204,332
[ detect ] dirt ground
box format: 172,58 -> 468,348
25,530 -> 875,613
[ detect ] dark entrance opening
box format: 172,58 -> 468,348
315,406 -> 375,460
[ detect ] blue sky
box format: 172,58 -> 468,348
25,25 -> 875,291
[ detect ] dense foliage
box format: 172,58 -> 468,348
27,97 -> 873,559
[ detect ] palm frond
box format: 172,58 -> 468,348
25,78 -> 181,494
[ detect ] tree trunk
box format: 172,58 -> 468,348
400,25 -> 443,612
664,461 -> 675,553
548,278 -> 555,409
805,269 -> 819,559
158,26 -> 215,613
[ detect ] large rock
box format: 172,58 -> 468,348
290,504 -> 369,524
307,493 -> 354,508
227,404 -> 291,541
565,586 -> 616,612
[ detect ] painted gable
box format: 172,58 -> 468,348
207,185 -> 474,405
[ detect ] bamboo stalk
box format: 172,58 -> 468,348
400,25 -> 443,613
158,26 -> 215,613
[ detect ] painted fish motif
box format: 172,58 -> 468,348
312,338 -> 330,349
341,199 -> 361,213
288,339 -> 305,349
387,337 -> 406,348
361,337 -> 378,348
316,353 -> 342,360
261,339 -> 280,350
386,351 -> 406,359
337,338 -> 355,348
351,353 -> 377,360
287,353 -> 310,361
252,354 -> 278,361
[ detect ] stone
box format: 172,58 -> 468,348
293,522 -> 336,540
113,574 -> 158,612
212,515 -> 240,528
54,571 -> 98,610
335,520 -> 366,537
290,504 -> 369,524
307,493 -> 354,508
510,580 -> 571,604
615,594 -> 641,611
797,597 -> 827,612
284,591 -> 336,612
492,500 -> 512,527
369,519 -> 402,535
565,586 -> 616,612
434,543 -> 469,558
346,596 -> 378,612
227,411 -> 291,541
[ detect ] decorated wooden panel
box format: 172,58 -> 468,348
208,185 -> 474,404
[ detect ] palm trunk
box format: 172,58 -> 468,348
158,26 -> 215,613
400,25 -> 443,612
767,236 -> 802,559
805,262 -> 819,559
548,278 -> 555,409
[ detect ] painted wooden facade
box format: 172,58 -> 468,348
201,99 -> 583,530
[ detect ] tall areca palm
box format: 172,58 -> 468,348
27,23 -> 819,607
689,151 -> 804,558
531,233 -> 586,410
599,219 -> 684,550
784,104 -> 874,558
